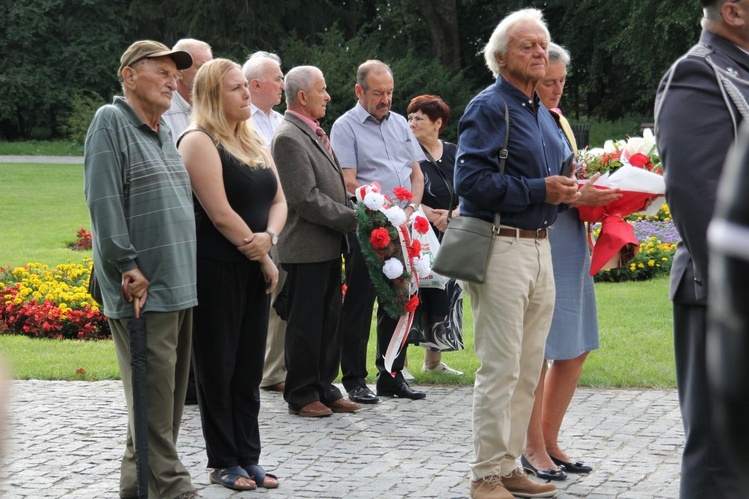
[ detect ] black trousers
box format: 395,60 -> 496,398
340,234 -> 408,391
192,258 -> 269,469
283,259 -> 344,410
674,303 -> 742,499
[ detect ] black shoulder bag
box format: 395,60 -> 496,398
431,100 -> 509,284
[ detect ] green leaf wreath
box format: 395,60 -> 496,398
355,202 -> 415,319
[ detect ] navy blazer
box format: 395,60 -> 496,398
655,30 -> 749,305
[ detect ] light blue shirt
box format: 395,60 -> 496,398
162,91 -> 191,144
251,104 -> 284,145
330,102 -> 425,196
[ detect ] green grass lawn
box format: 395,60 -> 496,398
0,278 -> 674,387
0,163 -> 91,268
0,163 -> 676,388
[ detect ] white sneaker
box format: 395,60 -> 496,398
401,367 -> 415,382
422,361 -> 464,376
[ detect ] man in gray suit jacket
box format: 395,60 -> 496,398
271,66 -> 360,418
655,1 -> 749,496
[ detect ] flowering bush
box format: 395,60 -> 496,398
355,184 -> 430,318
68,227 -> 92,251
0,259 -> 110,340
593,205 -> 679,282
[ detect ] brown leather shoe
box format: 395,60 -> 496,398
326,398 -> 361,413
469,474 -> 513,499
261,381 -> 285,392
288,401 -> 332,417
501,468 -> 557,498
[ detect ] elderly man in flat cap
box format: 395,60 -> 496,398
84,40 -> 199,499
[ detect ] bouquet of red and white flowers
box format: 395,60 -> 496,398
576,129 -> 666,275
354,182 -> 431,373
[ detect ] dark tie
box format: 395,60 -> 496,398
315,127 -> 333,155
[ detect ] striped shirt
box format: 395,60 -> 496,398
84,96 -> 198,319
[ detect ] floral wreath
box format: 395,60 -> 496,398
354,183 -> 431,319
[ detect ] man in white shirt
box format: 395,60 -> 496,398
243,51 -> 285,145
162,38 -> 212,143
243,51 -> 288,392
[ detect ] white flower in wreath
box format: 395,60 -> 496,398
382,258 -> 404,279
384,206 -> 407,227
412,255 -> 431,276
363,191 -> 386,211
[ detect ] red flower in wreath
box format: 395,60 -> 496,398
370,227 -> 391,249
404,295 -> 420,313
392,187 -> 413,202
413,216 -> 429,234
408,239 -> 422,258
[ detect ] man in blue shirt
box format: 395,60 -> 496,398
331,60 -> 426,404
454,9 -> 579,499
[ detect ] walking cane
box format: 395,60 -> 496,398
129,296 -> 149,499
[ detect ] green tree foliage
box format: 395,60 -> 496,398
0,0 -> 706,140
548,0 -> 700,120
60,90 -> 106,144
0,0 -> 129,139
279,25 -> 475,142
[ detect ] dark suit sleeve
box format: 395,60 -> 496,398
657,56 -> 735,297
272,132 -> 355,234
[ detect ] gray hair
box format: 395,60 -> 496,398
483,8 -> 550,78
356,60 -> 393,90
285,66 -> 322,106
547,42 -> 571,67
242,51 -> 282,81
172,38 -> 212,57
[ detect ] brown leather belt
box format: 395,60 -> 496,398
497,227 -> 548,239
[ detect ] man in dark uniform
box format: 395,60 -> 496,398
655,1 -> 749,496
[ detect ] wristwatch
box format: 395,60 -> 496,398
408,203 -> 419,212
265,229 -> 278,246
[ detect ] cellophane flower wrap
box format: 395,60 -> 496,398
576,129 -> 665,275
354,182 -> 430,374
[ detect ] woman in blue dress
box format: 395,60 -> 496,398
521,44 -> 621,481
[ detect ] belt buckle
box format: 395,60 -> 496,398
535,228 -> 546,239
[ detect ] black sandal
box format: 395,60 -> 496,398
244,464 -> 279,489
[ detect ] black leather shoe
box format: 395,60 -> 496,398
348,385 -> 379,404
521,455 -> 567,481
377,381 -> 426,400
550,455 -> 592,474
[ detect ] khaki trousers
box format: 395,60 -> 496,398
467,236 -> 555,480
110,309 -> 194,499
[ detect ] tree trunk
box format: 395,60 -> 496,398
417,0 -> 461,69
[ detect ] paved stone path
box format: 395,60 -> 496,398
0,381 -> 682,498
